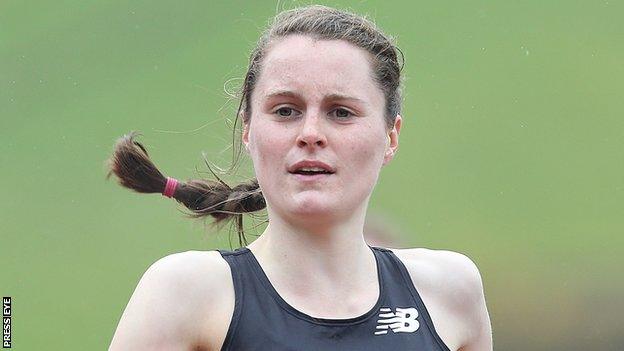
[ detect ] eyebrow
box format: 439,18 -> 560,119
263,90 -> 366,105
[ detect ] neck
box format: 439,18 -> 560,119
246,205 -> 377,294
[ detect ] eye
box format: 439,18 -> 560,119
331,108 -> 354,119
275,107 -> 301,118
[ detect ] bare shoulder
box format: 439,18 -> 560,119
148,249 -> 232,291
390,247 -> 484,305
388,247 -> 492,351
134,250 -> 232,310
109,250 -> 234,350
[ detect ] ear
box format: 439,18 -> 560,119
242,119 -> 250,153
383,114 -> 402,166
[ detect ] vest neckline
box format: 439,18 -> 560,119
239,245 -> 386,326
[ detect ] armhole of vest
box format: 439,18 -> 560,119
216,250 -> 244,351
386,250 -> 452,351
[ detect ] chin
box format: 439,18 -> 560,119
287,194 -> 336,215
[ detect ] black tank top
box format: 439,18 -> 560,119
216,245 -> 451,351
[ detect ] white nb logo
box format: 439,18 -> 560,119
374,307 -> 420,335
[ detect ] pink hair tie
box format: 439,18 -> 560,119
162,177 -> 179,198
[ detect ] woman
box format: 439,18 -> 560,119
107,5 -> 492,351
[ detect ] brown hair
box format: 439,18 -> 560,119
106,5 -> 404,247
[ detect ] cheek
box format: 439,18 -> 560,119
343,127 -> 386,170
249,122 -> 289,172
347,143 -> 383,178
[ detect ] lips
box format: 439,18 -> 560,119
287,160 -> 336,174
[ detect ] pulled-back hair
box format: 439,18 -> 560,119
106,5 -> 404,247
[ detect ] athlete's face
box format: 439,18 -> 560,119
242,34 -> 401,222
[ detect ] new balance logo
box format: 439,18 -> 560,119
374,307 -> 420,335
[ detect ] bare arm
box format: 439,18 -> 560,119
449,252 -> 493,351
109,251 -> 226,350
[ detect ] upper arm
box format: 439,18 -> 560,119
441,251 -> 492,351
109,250 -> 227,351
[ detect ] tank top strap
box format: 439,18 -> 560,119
216,248 -> 247,349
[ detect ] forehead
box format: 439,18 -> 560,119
255,35 -> 383,105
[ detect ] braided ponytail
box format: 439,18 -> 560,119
105,131 -> 266,246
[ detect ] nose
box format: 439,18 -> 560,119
296,111 -> 327,149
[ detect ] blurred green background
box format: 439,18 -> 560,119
1,0 -> 623,350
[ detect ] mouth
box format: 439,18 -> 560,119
287,160 -> 336,182
288,170 -> 335,181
